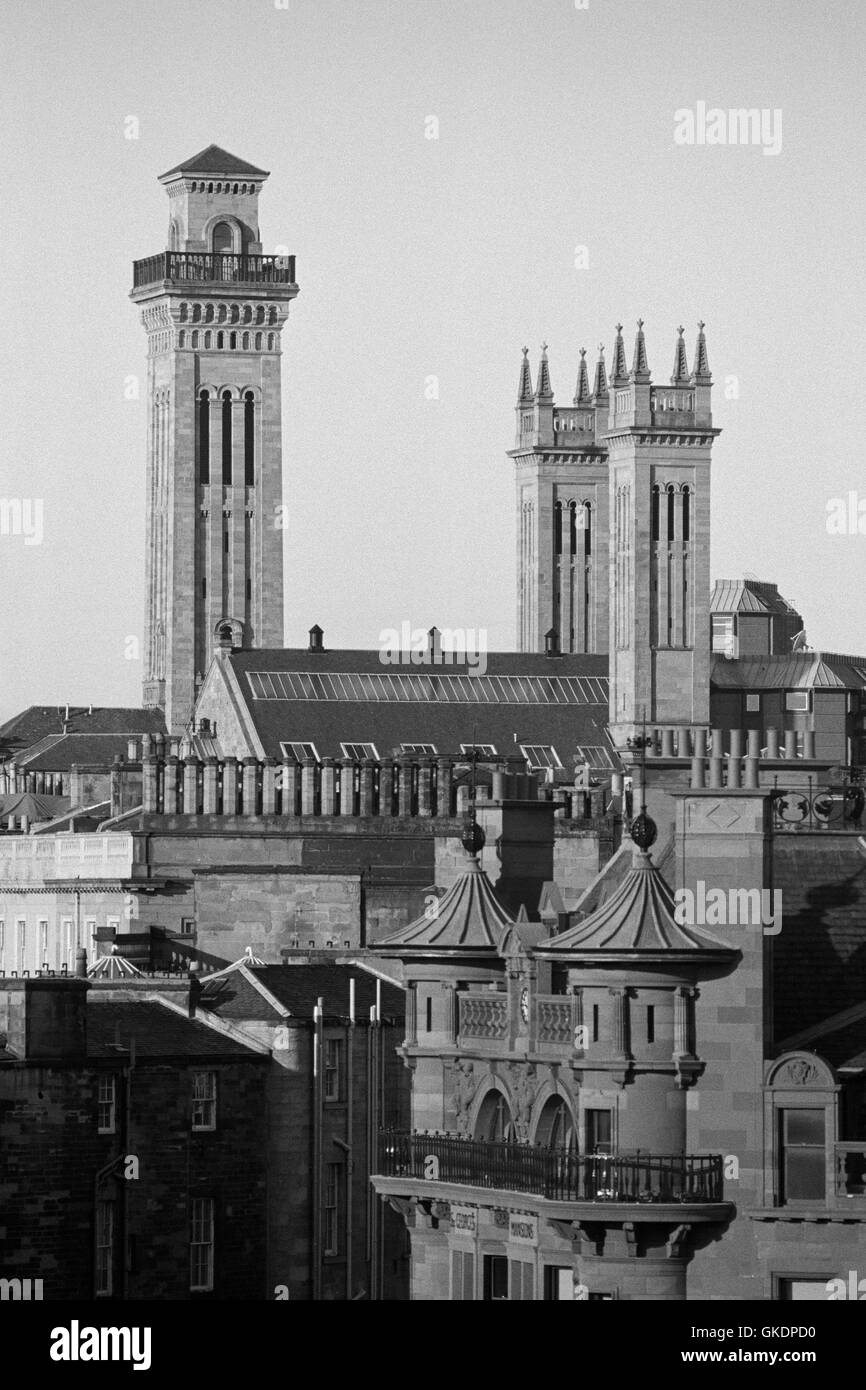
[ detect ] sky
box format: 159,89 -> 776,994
1,0 -> 864,722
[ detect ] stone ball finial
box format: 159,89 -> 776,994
461,818 -> 485,857
630,811 -> 658,852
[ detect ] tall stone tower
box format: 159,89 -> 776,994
509,345 -> 610,654
130,145 -> 299,735
607,322 -> 718,746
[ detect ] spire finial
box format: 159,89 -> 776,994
574,346 -> 592,405
671,323 -> 690,384
534,342 -> 553,400
610,322 -> 629,386
592,342 -> 608,403
517,346 -> 533,403
691,320 -> 712,385
630,318 -> 650,383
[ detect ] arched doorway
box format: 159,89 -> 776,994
535,1095 -> 576,1151
474,1089 -> 514,1143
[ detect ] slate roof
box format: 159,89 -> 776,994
377,855 -> 516,956
0,707 -> 165,757
772,837 -> 866,1045
200,962 -> 404,1024
160,145 -> 268,179
86,1000 -> 265,1060
711,653 -> 866,691
539,850 -> 735,962
711,580 -> 800,616
223,647 -> 612,767
0,791 -> 69,821
13,733 -> 142,772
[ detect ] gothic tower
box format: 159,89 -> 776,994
509,345 -> 609,654
607,322 -> 718,746
130,145 -> 299,734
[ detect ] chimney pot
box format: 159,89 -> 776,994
308,625 -> 324,652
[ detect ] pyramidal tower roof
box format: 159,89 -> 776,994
534,343 -> 553,401
610,323 -> 629,386
671,325 -> 690,384
377,855 -> 516,957
539,851 -> 736,963
159,144 -> 269,181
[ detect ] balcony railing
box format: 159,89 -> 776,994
132,251 -> 296,290
377,1131 -> 723,1204
836,1142 -> 866,1197
770,776 -> 866,833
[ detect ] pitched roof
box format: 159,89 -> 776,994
710,579 -> 800,617
160,145 -> 268,179
377,855 -> 516,956
199,962 -> 404,1023
0,707 -> 165,756
0,791 -> 69,821
220,647 -> 612,766
711,653 -> 866,691
15,733 -> 142,772
539,850 -> 735,962
87,999 -> 265,1059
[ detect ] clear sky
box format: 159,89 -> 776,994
1,0 -> 864,722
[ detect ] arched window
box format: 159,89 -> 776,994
216,331 -> 224,349
198,391 -> 210,484
204,304 -> 215,323
569,500 -> 577,554
651,484 -> 660,542
242,331 -> 249,350
169,220 -> 180,251
222,391 -> 232,484
192,304 -> 202,324
229,332 -> 237,350
474,1089 -> 515,1143
178,330 -> 186,348
583,502 -> 592,556
667,484 -> 675,536
232,183 -> 238,194
179,303 -> 189,323
535,1096 -> 576,1151
191,330 -> 199,349
682,485 -> 690,542
212,221 -> 233,255
554,500 -> 562,556
267,333 -> 275,351
204,330 -> 211,349
255,332 -> 262,350
230,305 -> 240,324
244,392 -> 255,485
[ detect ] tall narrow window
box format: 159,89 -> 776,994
212,221 -> 232,255
198,391 -> 210,484
192,1071 -> 217,1130
779,1109 -> 825,1203
98,1075 -> 117,1134
569,501 -> 577,554
682,486 -> 690,541
592,1002 -> 599,1042
221,392 -> 232,484
324,1038 -> 343,1102
583,503 -> 591,556
190,1197 -> 215,1291
667,485 -> 675,537
554,501 -> 562,556
651,485 -> 660,542
38,920 -> 48,969
95,1199 -> 114,1296
646,1004 -> 655,1044
244,392 -> 255,484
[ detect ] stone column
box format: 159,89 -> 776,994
339,758 -> 355,815
301,758 -> 317,815
183,758 -> 199,814
360,759 -> 375,816
673,986 -> 693,1057
261,758 -> 277,815
142,757 -> 158,813
320,757 -> 336,815
609,987 -> 630,1060
417,758 -> 433,818
379,759 -> 395,816
406,983 -> 418,1046
203,758 -> 219,813
398,755 -> 413,817
281,761 -> 298,816
242,757 -> 258,815
222,756 -> 239,815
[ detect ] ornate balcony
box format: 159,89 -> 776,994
132,251 -> 296,291
836,1142 -> 866,1197
771,776 -> 866,833
377,1131 -> 724,1204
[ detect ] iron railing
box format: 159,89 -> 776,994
132,251 -> 296,289
770,775 -> 866,832
377,1131 -> 724,1204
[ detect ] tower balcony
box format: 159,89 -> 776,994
132,250 -> 296,291
375,1130 -> 727,1214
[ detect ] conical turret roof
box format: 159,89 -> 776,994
691,321 -> 712,385
377,855 -> 516,957
610,323 -> 629,386
671,325 -> 690,384
539,852 -> 736,964
534,343 -> 553,400
516,347 -> 533,404
592,344 -> 609,403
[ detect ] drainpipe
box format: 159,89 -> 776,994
312,999 -> 323,1300
346,979 -> 355,1300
